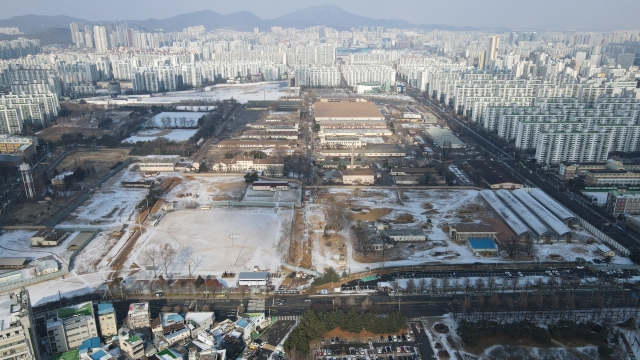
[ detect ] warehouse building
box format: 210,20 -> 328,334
252,181 -> 290,191
467,160 -> 523,189
342,169 -> 375,185
139,155 -> 181,172
479,190 -> 534,242
424,127 -> 466,149
314,102 -> 385,123
31,228 -> 69,247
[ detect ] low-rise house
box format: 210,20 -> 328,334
118,327 -> 145,360
186,312 -> 215,338
597,244 -> 615,257
139,155 -> 181,172
234,314 -> 266,341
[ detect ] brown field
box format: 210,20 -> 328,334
37,126 -> 110,142
351,208 -> 392,221
55,149 -> 130,176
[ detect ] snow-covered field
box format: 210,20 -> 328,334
122,128 -> 199,143
149,112 -> 207,128
131,81 -> 288,104
164,175 -> 246,204
134,207 -> 293,275
59,165 -> 148,227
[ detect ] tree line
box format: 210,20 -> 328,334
284,309 -> 406,354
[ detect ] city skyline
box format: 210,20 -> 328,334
1,0 -> 640,30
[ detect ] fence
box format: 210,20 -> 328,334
207,200 -> 296,209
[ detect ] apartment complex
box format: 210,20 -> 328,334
96,303 -> 117,337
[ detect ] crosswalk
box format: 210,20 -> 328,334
276,315 -> 301,321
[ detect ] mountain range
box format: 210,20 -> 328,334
0,5 -> 480,45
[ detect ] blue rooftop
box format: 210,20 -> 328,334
78,337 -> 101,351
236,318 -> 249,328
90,350 -> 108,360
97,303 -> 114,315
468,238 -> 498,250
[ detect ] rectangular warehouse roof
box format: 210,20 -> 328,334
238,272 -> 270,281
424,128 -> 466,148
314,102 -> 384,120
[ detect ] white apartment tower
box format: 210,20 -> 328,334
484,36 -> 499,68
93,26 -> 110,53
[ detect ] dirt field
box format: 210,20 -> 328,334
55,149 -> 130,176
37,126 -> 110,142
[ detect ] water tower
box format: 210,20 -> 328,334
19,163 -> 36,202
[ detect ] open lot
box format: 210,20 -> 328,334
132,207 -> 293,277
149,111 -> 206,128
55,149 -> 131,176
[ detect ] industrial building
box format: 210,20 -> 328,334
480,189 -> 575,243
424,127 -> 466,149
31,228 -> 69,247
467,160 -> 523,189
314,101 -> 384,122
138,155 -> 181,172
0,289 -> 39,360
210,157 -> 284,177
319,144 -> 406,157
0,134 -> 37,159
342,169 -> 375,185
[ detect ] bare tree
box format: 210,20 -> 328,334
475,278 -> 485,292
159,242 -> 177,277
463,278 -> 472,294
502,237 -> 521,257
440,278 -> 450,294
361,297 -> 371,310
406,278 -> 416,293
143,245 -> 159,277
430,278 -> 438,293
418,278 -> 427,293
182,246 -> 201,276
510,277 -> 520,292
487,277 -> 496,292
523,237 -> 536,258
325,204 -> 349,231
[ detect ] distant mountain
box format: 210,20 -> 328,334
128,10 -> 266,32
0,6 -> 481,46
0,27 -> 72,46
269,5 -> 416,31
0,14 -> 83,34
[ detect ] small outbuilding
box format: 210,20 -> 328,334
31,228 -> 69,247
597,244 -> 615,258
467,238 -> 499,256
237,272 -> 270,287
252,181 -> 290,191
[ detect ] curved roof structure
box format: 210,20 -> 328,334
512,189 -> 574,236
529,189 -> 576,222
479,190 -> 533,237
496,190 -> 552,237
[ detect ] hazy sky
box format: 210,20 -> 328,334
2,0 -> 640,29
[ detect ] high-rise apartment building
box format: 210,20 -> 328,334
0,289 -> 40,360
93,26 -> 110,53
484,36 -> 499,68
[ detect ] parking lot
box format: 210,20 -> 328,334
315,341 -> 420,360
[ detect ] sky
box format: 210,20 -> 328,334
1,0 -> 639,30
